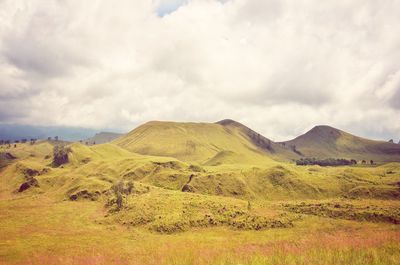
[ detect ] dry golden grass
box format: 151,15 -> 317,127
1,140 -> 399,265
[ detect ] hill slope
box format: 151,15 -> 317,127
113,120 -> 297,164
216,119 -> 300,160
283,125 -> 400,162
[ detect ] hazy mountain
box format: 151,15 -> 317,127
84,132 -> 124,145
0,124 -> 98,141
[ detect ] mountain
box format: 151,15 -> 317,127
84,132 -> 123,145
113,120 -> 299,164
0,124 -> 98,141
283,125 -> 400,161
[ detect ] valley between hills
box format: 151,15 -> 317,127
0,119 -> 399,265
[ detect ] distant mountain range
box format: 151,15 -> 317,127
0,124 -> 115,142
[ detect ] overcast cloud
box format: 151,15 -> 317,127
0,0 -> 399,141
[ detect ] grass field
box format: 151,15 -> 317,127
1,126 -> 399,265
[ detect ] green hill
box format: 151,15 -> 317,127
113,120 -> 278,165
282,125 -> 400,162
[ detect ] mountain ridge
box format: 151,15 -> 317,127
112,119 -> 400,163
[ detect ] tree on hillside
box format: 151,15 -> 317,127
116,192 -> 123,210
52,145 -> 70,167
112,181 -> 124,210
126,181 -> 134,194
389,139 -> 394,143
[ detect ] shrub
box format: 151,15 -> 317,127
296,158 -> 357,167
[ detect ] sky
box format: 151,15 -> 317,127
0,0 -> 399,141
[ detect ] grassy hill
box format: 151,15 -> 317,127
283,125 -> 400,162
113,120 -> 300,165
113,121 -> 272,164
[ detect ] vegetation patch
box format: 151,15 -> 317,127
283,201 -> 400,224
296,157 -> 357,166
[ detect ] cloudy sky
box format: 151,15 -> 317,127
0,0 -> 399,141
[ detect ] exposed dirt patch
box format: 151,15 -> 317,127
18,177 -> 39,192
69,190 -> 101,201
152,161 -> 183,170
0,152 -> 16,169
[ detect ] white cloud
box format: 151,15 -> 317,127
0,0 -> 399,141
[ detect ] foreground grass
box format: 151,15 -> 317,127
0,196 -> 399,265
3,245 -> 398,265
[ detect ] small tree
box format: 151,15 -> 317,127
53,145 -> 70,167
112,181 -> 124,210
116,192 -> 123,209
126,181 -> 134,194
